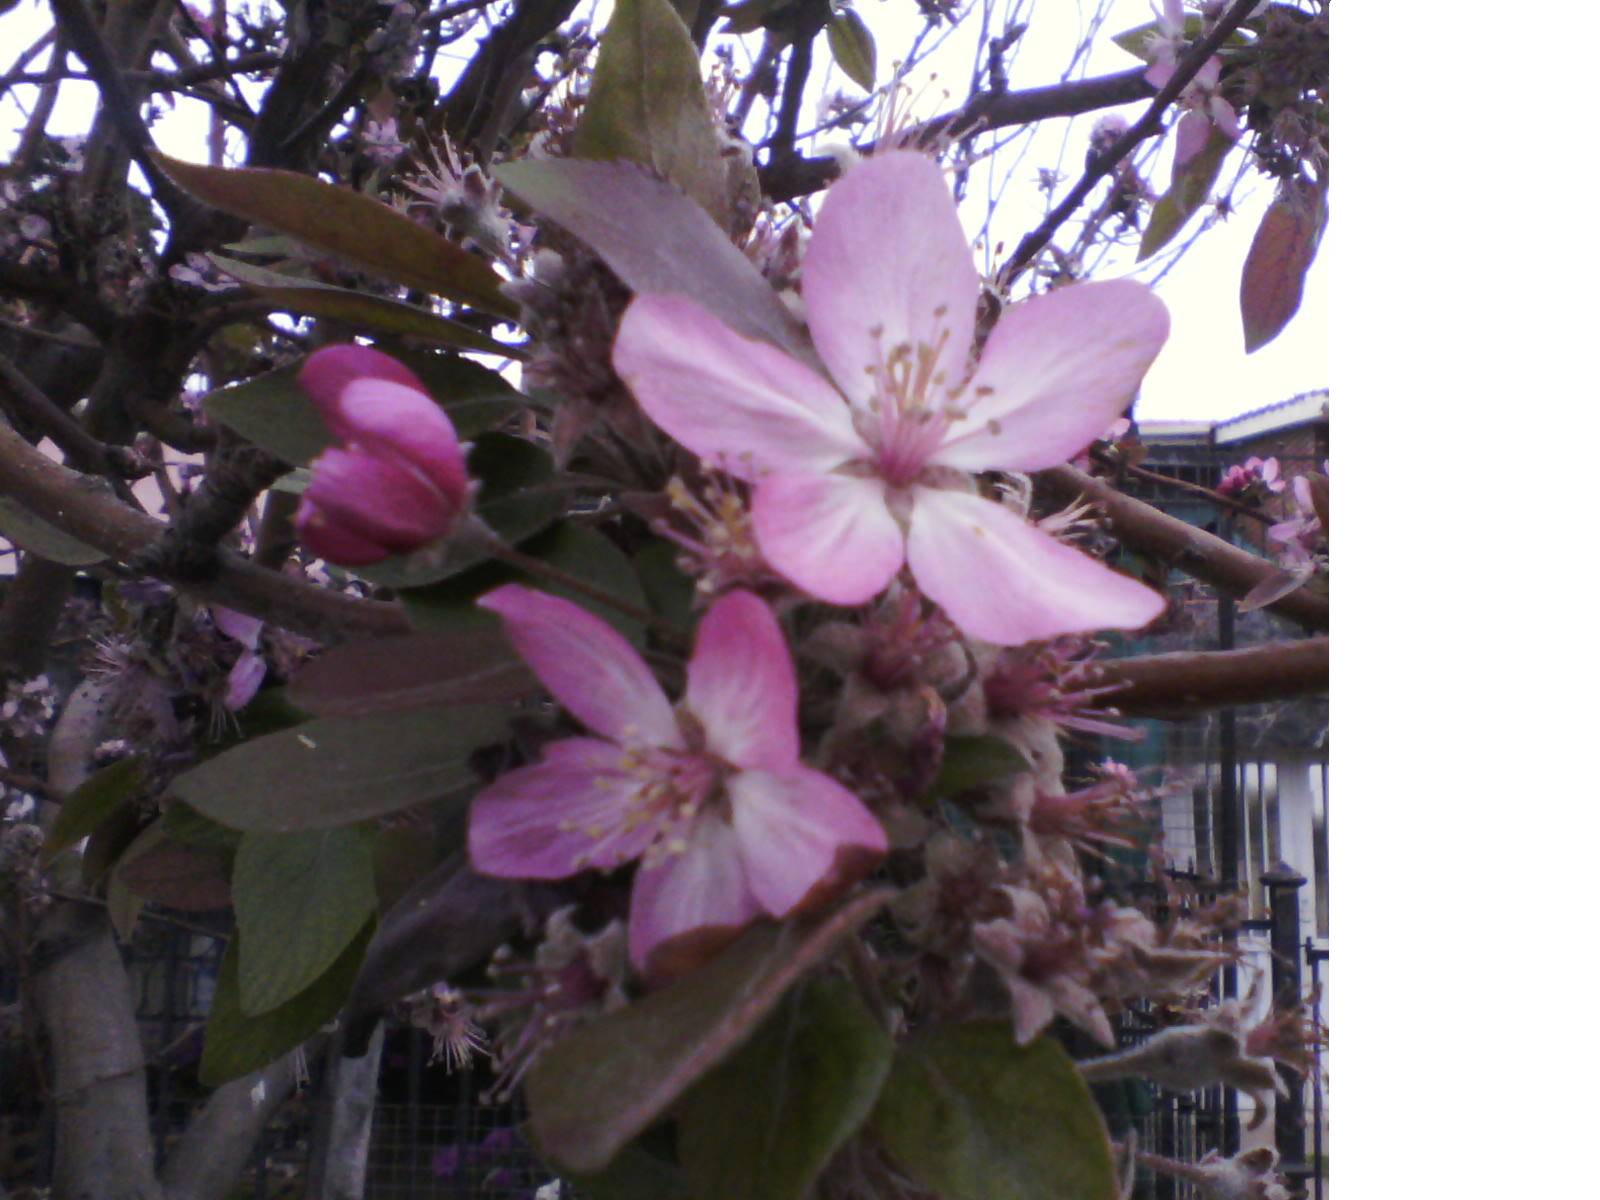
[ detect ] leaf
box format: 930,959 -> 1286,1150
1240,177 -> 1327,353
115,822 -> 234,912
288,626 -> 535,717
827,10 -> 877,91
210,256 -> 512,355
170,704 -> 510,833
233,828 -> 377,1015
1110,15 -> 1241,63
202,349 -> 528,467
495,158 -> 813,365
162,801 -> 244,851
575,0 -> 736,230
571,1145 -> 694,1200
525,887 -> 893,1174
154,153 -> 515,316
632,540 -> 696,633
0,496 -> 106,565
926,735 -> 1030,803
1139,125 -> 1234,261
199,920 -> 374,1086
677,974 -> 892,1200
1305,471 -> 1329,535
869,1022 -> 1119,1200
719,0 -> 792,35
105,872 -> 145,941
354,434 -> 563,588
42,756 -> 145,859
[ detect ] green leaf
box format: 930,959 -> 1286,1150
1111,15 -> 1243,64
571,1144 -> 694,1200
517,522 -> 652,645
926,735 -> 1030,803
233,828 -> 377,1015
210,256 -> 513,355
719,0 -> 792,34
1138,125 -> 1234,261
677,974 -> 892,1200
827,9 -> 877,91
870,1022 -> 1119,1200
575,0 -> 736,230
288,625 -> 535,717
105,871 -> 144,941
354,434 -> 562,588
42,756 -> 146,859
525,887 -> 892,1174
631,540 -> 696,633
495,158 -> 813,365
1239,176 -> 1327,353
154,153 -> 515,317
199,919 -> 374,1086
162,801 -> 244,851
202,349 -> 527,467
0,496 -> 106,565
170,704 -> 510,833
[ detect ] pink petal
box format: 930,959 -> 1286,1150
223,652 -> 268,711
212,606 -> 263,649
685,592 -> 799,771
298,344 -> 426,421
469,738 -> 665,879
802,152 -> 978,408
293,500 -> 391,566
1210,96 -> 1241,141
332,380 -> 469,507
728,766 -> 886,918
478,586 -> 680,747
628,813 -> 763,979
300,447 -> 456,551
935,281 -> 1170,473
751,472 -> 906,605
1173,109 -> 1211,172
1145,61 -> 1177,89
613,294 -> 862,480
1193,56 -> 1222,90
905,488 -> 1165,644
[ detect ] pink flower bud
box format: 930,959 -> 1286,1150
294,345 -> 470,566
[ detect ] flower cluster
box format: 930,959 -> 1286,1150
1217,455 -> 1286,499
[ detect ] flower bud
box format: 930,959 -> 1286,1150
294,345 -> 470,566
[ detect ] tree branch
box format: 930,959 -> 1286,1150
0,417 -> 408,642
999,0 -> 1260,290
1094,638 -> 1327,718
757,67 -> 1156,202
1042,463 -> 1328,633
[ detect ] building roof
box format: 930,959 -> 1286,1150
1212,389 -> 1329,445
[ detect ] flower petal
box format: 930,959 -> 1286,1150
906,488 -> 1165,644
935,281 -> 1170,472
686,592 -> 799,770
728,766 -> 887,918
802,152 -> 978,407
1173,109 -> 1211,172
300,446 -> 456,550
298,344 -> 426,421
478,586 -> 680,747
629,814 -> 762,980
332,379 -> 469,506
469,738 -> 665,878
751,472 -> 906,605
613,294 -> 862,479
293,500 -> 391,566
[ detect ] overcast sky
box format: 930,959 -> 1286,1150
0,0 -> 1325,425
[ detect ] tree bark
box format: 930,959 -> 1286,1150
303,1024 -> 386,1200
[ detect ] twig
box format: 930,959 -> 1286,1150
1093,448 -> 1273,525
998,0 -> 1260,290
0,354 -> 146,479
1093,638 -> 1327,718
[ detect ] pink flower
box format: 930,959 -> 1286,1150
295,345 -> 470,566
469,587 -> 888,981
613,152 -> 1168,645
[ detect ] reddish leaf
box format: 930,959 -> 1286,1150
1240,177 -> 1327,353
116,824 -> 233,912
288,626 -> 536,717
155,153 -> 515,317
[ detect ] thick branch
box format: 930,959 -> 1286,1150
0,418 -> 408,642
1094,638 -> 1327,719
758,67 -> 1155,202
999,0 -> 1260,289
0,353 -> 145,478
1043,463 -> 1328,632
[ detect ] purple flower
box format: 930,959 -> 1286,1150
613,152 -> 1168,645
295,345 -> 470,566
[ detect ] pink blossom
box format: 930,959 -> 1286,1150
1217,456 -> 1285,498
469,587 -> 887,980
613,152 -> 1168,645
295,345 -> 470,566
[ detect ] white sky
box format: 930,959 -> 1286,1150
0,0 -> 1325,424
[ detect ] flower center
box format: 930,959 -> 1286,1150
855,311 -> 968,488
